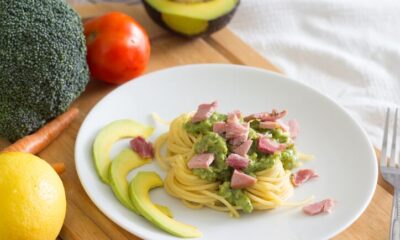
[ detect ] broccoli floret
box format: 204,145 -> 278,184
0,0 -> 89,141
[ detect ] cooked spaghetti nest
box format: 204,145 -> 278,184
154,113 -> 312,217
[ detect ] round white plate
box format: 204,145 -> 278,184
75,64 -> 377,240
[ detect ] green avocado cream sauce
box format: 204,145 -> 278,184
184,111 -> 298,213
185,112 -> 226,135
193,132 -> 231,182
219,182 -> 253,213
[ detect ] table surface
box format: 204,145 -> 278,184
1,2 -> 392,240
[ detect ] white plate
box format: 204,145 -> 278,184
75,64 -> 377,240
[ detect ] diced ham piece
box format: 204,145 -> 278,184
225,113 -> 246,138
187,153 -> 215,169
277,120 -> 290,132
292,169 -> 319,187
130,136 -> 154,159
244,113 -> 264,122
303,198 -> 336,215
288,119 -> 299,139
227,153 -> 250,170
233,140 -> 253,156
213,122 -> 226,135
191,101 -> 218,123
232,110 -> 242,119
259,120 -> 289,132
229,129 -> 249,146
259,121 -> 280,130
244,110 -> 287,122
257,136 -> 286,154
225,113 -> 249,146
231,170 -> 257,189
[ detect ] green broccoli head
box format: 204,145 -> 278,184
0,0 -> 89,141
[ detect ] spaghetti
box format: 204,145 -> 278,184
155,105 -> 310,217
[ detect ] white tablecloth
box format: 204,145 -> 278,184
230,0 -> 400,148
69,0 -> 399,147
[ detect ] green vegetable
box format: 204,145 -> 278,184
194,132 -> 227,164
0,0 -> 89,141
218,182 -> 253,213
192,168 -> 218,182
248,128 -> 258,140
185,112 -> 226,135
192,167 -> 232,182
193,132 -> 231,181
245,153 -> 277,174
108,148 -> 172,217
249,120 -> 266,133
280,147 -> 298,170
129,171 -> 202,238
93,119 -> 154,184
271,128 -> 289,144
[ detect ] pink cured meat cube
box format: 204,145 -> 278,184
225,113 -> 249,146
232,140 -> 253,156
227,153 -> 250,170
213,121 -> 226,135
231,170 -> 257,189
191,101 -> 219,123
292,169 -> 319,187
288,119 -> 299,139
187,153 -> 215,169
257,136 -> 286,154
244,110 -> 287,122
303,199 -> 336,215
130,136 -> 154,159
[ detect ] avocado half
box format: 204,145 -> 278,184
142,0 -> 240,37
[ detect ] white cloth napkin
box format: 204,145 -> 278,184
229,0 -> 400,148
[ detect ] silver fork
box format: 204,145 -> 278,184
381,108 -> 400,240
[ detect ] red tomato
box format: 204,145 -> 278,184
84,12 -> 150,84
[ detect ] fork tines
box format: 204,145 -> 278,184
381,108 -> 399,168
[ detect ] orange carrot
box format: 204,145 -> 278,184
52,162 -> 66,175
1,108 -> 79,154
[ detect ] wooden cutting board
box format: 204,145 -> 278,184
3,3 -> 390,239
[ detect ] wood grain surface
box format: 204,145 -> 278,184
1,3 -> 391,239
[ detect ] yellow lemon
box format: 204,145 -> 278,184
0,152 -> 66,240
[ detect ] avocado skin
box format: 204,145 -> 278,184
142,0 -> 240,38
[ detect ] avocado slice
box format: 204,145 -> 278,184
93,119 -> 154,184
129,171 -> 202,238
109,148 -> 173,217
143,0 -> 240,37
109,148 -> 151,210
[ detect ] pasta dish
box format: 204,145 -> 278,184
155,101 -> 308,217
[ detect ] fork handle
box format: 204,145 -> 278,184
391,188 -> 400,240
